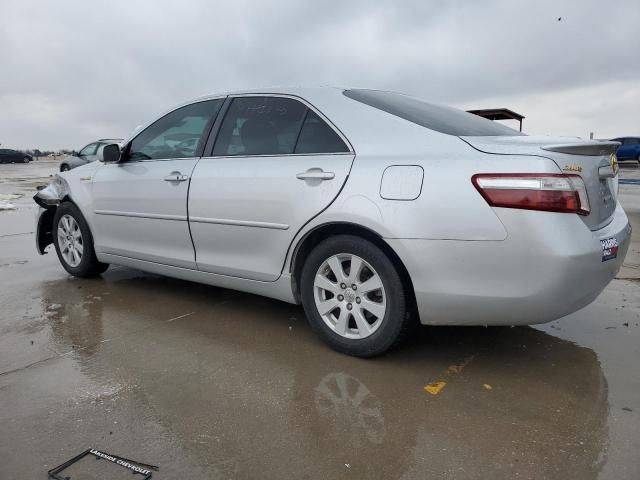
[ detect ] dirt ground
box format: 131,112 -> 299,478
1,159 -> 639,479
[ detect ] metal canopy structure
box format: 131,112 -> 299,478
467,108 -> 525,132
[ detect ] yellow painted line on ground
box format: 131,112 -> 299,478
424,382 -> 447,395
423,355 -> 477,396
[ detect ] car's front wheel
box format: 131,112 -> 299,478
60,164 -> 70,172
300,235 -> 411,357
53,202 -> 109,277
23,156 -> 30,163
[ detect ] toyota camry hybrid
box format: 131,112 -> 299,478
33,87 -> 631,357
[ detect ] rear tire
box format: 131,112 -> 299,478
53,202 -> 109,277
300,235 -> 411,357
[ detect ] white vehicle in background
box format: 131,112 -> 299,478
34,87 -> 631,357
59,139 -> 123,172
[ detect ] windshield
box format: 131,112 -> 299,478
343,89 -> 524,137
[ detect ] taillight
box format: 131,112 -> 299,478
472,174 -> 590,215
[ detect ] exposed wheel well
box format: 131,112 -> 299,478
290,222 -> 417,315
36,196 -> 74,254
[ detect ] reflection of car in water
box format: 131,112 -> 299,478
41,279 -> 105,359
35,87 -> 631,357
44,278 -> 609,478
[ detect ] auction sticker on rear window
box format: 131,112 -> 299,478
601,237 -> 619,262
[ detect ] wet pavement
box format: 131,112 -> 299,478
0,160 -> 639,479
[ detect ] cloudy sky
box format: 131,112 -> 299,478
1,0 -> 638,150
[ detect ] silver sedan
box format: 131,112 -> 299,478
34,87 -> 631,356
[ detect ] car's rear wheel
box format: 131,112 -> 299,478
300,235 -> 410,357
53,202 -> 109,277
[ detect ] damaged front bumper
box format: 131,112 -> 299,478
33,176 -> 67,208
33,175 -> 68,254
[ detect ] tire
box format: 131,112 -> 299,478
23,156 -> 30,163
60,164 -> 70,172
53,202 -> 109,277
300,235 -> 411,357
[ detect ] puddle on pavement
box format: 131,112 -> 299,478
1,270 -> 610,479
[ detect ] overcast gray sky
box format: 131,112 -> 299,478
1,0 -> 638,150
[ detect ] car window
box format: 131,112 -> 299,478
627,138 -> 639,145
79,143 -> 98,156
343,89 -> 524,137
213,96 -> 307,156
294,110 -> 349,154
129,99 -> 223,161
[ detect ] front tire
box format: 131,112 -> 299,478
53,202 -> 109,277
300,235 -> 411,357
23,156 -> 30,163
60,164 -> 70,172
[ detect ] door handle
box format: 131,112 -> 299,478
164,172 -> 189,182
296,169 -> 335,181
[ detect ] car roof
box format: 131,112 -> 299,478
195,85 -> 345,100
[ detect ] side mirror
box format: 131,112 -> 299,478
71,150 -> 79,156
98,144 -> 121,163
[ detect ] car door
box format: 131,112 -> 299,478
614,138 -> 630,160
92,99 -> 224,268
189,95 -> 354,281
5,149 -> 20,162
0,149 -> 7,163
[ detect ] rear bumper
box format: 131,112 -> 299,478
387,204 -> 631,326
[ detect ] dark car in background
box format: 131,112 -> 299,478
611,137 -> 640,166
59,139 -> 123,171
0,148 -> 32,163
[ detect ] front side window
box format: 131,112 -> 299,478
129,99 -> 223,161
627,138 -> 640,145
213,97 -> 307,156
79,143 -> 98,156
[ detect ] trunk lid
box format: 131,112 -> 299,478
461,135 -> 620,231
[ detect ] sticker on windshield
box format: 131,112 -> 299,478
601,237 -> 619,262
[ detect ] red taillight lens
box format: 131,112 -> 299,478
472,174 -> 590,215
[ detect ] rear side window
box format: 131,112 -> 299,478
343,89 -> 523,137
213,97 -> 307,156
295,110 -> 349,154
129,99 -> 223,161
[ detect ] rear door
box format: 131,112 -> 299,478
92,99 -> 224,268
189,95 -> 354,281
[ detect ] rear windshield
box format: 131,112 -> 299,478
343,89 -> 524,137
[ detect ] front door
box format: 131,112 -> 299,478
189,95 -> 354,281
92,99 -> 224,268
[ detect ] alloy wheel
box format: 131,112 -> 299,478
313,253 -> 386,339
57,214 -> 83,267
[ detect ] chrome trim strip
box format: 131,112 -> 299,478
94,210 -> 187,221
189,216 -> 289,230
200,152 -> 352,160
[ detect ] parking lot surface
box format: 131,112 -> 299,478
1,160 -> 639,479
